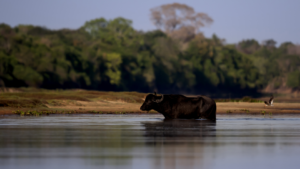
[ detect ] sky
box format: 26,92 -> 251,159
0,0 -> 299,45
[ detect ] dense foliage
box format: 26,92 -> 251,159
0,17 -> 300,96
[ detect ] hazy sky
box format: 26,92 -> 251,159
0,0 -> 299,45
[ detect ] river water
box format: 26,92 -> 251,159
1,114 -> 300,169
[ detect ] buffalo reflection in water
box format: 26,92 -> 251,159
141,119 -> 216,168
142,119 -> 216,140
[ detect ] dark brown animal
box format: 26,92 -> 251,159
140,93 -> 216,121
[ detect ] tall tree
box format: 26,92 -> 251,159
150,3 -> 213,42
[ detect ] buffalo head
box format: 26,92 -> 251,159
140,93 -> 164,111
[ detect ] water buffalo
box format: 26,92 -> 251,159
140,93 -> 216,121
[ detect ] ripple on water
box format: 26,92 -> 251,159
1,114 -> 300,169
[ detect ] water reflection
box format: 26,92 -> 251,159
142,119 -> 216,169
1,114 -> 300,169
143,119 -> 216,138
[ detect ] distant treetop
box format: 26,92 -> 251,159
150,3 -> 213,43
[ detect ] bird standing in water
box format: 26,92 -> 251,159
264,96 -> 274,106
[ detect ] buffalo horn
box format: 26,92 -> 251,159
154,95 -> 164,103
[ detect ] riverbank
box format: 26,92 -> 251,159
1,89 -> 300,115
2,102 -> 300,115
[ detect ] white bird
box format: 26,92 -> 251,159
264,96 -> 274,106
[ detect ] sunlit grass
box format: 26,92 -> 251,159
226,110 -> 232,113
0,89 -> 147,109
240,109 -> 250,113
215,96 -> 263,103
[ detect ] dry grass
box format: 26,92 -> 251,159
0,89 -> 148,115
216,102 -> 300,114
1,88 -> 300,116
0,89 -> 146,107
214,96 -> 263,103
0,98 -> 47,108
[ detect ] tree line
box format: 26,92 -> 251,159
1,4 -> 300,97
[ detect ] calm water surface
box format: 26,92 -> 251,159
1,114 -> 300,169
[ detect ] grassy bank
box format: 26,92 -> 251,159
0,88 -> 147,115
1,88 -> 300,116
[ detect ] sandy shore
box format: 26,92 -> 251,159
1,100 -> 300,115
216,102 -> 300,114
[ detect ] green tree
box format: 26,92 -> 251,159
287,71 -> 300,88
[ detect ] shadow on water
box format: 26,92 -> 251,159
142,119 -> 216,144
